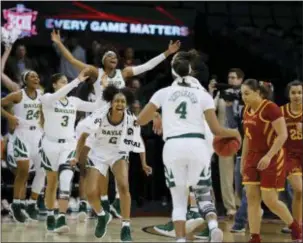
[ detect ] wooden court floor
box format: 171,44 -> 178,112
1,215 -> 293,242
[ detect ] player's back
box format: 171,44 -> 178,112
153,85 -> 213,140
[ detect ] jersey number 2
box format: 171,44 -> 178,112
61,116 -> 69,127
175,101 -> 187,119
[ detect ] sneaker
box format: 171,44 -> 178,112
194,227 -> 210,240
153,221 -> 175,237
210,228 -> 223,242
78,201 -> 88,222
110,199 -> 122,219
26,203 -> 39,221
20,202 -> 29,218
230,223 -> 246,233
46,215 -> 56,232
186,210 -> 204,233
281,226 -> 291,234
249,234 -> 261,243
120,226 -> 132,242
101,199 -> 110,213
226,209 -> 236,219
289,220 -> 302,242
54,215 -> 70,234
95,212 -> 112,238
10,203 -> 27,223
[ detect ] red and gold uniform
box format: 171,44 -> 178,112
243,100 -> 285,191
281,103 -> 302,177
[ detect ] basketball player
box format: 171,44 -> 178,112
241,79 -> 302,243
72,85 -> 143,242
137,51 -> 241,242
1,71 -> 46,223
281,80 -> 303,229
39,68 -> 103,233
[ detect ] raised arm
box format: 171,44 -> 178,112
40,68 -> 89,105
122,40 -> 181,79
51,30 -> 98,78
1,73 -> 20,92
1,45 -> 12,72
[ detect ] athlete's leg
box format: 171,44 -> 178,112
288,174 -> 302,225
45,171 -> 58,231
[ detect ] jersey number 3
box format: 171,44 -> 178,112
61,116 -> 69,127
175,101 -> 187,119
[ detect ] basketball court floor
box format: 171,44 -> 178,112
1,215 -> 292,242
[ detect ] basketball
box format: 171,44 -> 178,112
213,136 -> 240,157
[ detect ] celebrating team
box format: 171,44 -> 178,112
1,29 -> 302,243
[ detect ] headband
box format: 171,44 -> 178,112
171,65 -> 192,82
22,70 -> 31,84
101,51 -> 117,65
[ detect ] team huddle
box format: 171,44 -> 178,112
1,29 -> 302,243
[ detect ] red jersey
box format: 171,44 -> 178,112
243,100 -> 283,152
281,103 -> 303,154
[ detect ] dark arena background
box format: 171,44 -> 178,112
1,1 -> 302,242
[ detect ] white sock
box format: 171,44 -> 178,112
190,206 -> 199,213
176,237 -> 186,242
122,220 -> 130,227
20,200 -> 26,205
13,199 -> 20,204
47,210 -> 54,216
28,199 -> 37,205
101,195 -> 108,201
208,219 -> 218,231
59,213 -> 65,218
97,210 -> 106,216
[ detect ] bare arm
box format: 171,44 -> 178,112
265,117 -> 288,159
1,73 -> 20,92
137,103 -> 158,126
204,108 -> 241,140
1,91 -> 22,121
240,136 -> 248,174
75,132 -> 90,163
51,30 -> 98,78
1,45 -> 12,72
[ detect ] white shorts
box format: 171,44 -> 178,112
11,127 -> 42,164
6,134 -> 35,173
163,137 -> 212,188
87,149 -> 129,176
40,135 -> 76,171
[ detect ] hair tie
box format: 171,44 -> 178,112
101,51 -> 117,65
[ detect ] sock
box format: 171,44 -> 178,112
28,199 -> 37,205
208,219 -> 218,231
190,206 -> 199,213
20,200 -> 26,206
80,200 -> 87,204
101,195 -> 108,201
176,237 -> 186,242
59,213 -> 66,218
13,199 -> 20,204
122,220 -> 130,227
97,210 -> 106,216
115,192 -> 120,199
47,210 -> 54,216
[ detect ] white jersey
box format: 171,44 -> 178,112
89,114 -> 124,156
97,68 -> 125,89
13,89 -> 42,129
150,85 -> 215,140
42,97 -> 79,140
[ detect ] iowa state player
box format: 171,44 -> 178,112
281,80 -> 303,228
241,79 -> 302,243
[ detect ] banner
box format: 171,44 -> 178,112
1,2 -> 195,50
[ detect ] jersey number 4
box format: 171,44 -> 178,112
175,101 -> 187,119
26,110 -> 39,120
61,116 -> 69,127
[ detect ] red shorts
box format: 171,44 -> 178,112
285,152 -> 302,177
242,149 -> 285,191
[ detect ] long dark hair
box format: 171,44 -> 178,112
243,79 -> 274,100
102,85 -> 135,107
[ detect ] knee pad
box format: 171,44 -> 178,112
192,186 -> 217,219
58,164 -> 74,200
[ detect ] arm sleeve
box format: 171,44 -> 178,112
72,96 -> 104,112
200,90 -> 216,112
149,89 -> 165,109
131,53 -> 166,76
40,78 -> 81,105
262,102 -> 283,122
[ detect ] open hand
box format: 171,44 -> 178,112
51,29 -> 61,44
167,40 -> 181,55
